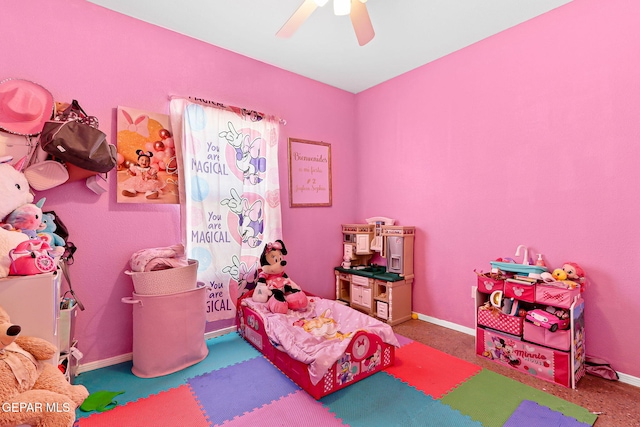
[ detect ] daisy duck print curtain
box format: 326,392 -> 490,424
170,97 -> 282,321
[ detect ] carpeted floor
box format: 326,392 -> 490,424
392,319 -> 640,427
74,331 -> 597,427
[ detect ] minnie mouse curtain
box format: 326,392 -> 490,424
170,97 -> 282,321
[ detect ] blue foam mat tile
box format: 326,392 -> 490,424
75,333 -> 258,418
321,372 -> 483,427
188,356 -> 301,426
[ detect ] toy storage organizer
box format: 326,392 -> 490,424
122,262 -> 208,378
474,273 -> 586,388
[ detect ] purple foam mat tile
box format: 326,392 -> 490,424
395,333 -> 414,347
219,390 -> 344,427
188,356 -> 300,426
503,400 -> 593,427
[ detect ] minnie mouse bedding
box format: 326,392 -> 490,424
237,292 -> 399,398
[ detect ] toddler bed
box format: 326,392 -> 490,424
236,291 -> 399,399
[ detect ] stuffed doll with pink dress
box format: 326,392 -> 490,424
255,240 -> 308,313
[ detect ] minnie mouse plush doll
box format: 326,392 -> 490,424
257,240 -> 308,314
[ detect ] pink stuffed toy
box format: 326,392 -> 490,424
2,198 -> 46,239
563,262 -> 586,291
256,240 -> 308,314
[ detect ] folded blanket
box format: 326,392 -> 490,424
129,244 -> 187,272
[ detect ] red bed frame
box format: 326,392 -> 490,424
236,292 -> 395,399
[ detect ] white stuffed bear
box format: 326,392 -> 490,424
0,157 -> 32,278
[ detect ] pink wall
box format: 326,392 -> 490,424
2,0 -> 356,364
3,0 -> 639,380
356,0 -> 640,378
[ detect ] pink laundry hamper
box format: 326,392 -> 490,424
121,286 -> 209,378
125,259 -> 198,295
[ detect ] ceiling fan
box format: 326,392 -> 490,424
276,0 -> 375,46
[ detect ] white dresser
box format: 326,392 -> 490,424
0,271 -> 77,380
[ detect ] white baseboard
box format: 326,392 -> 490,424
618,372 -> 640,388
415,312 -> 476,336
76,326 -> 238,374
205,326 -> 237,340
77,352 -> 132,374
414,312 -> 640,389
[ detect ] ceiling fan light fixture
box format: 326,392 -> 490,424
278,0 -> 374,46
334,0 -> 351,16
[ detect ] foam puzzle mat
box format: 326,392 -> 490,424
74,332 -> 597,427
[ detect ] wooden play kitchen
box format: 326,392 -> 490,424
334,219 -> 415,325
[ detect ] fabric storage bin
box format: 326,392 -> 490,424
535,284 -> 580,309
477,274 -> 504,294
504,280 -> 535,303
122,286 -> 208,378
125,259 -> 198,295
524,321 -> 571,351
477,328 -> 572,387
477,307 -> 524,336
58,305 -> 78,354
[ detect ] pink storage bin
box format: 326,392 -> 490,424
477,274 -> 504,294
122,286 -> 208,378
477,328 -> 572,387
524,321 -> 571,351
477,307 -> 524,336
504,281 -> 535,302
535,284 -> 580,309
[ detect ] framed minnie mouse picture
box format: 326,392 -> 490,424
288,138 -> 332,207
116,106 -> 179,204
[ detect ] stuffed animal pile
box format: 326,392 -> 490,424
0,305 -> 89,427
541,262 -> 587,291
252,240 -> 308,313
0,157 -> 64,278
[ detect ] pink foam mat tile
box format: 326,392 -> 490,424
76,385 -> 209,427
384,341 -> 482,399
219,390 -> 344,427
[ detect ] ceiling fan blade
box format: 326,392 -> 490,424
276,0 -> 319,38
350,0 -> 375,46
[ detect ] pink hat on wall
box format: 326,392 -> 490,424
0,78 -> 54,136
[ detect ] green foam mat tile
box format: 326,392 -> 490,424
440,369 -> 597,427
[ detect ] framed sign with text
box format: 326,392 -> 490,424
288,138 -> 332,207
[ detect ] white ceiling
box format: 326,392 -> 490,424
87,0 -> 573,93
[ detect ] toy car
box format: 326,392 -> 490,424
525,309 -> 570,332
